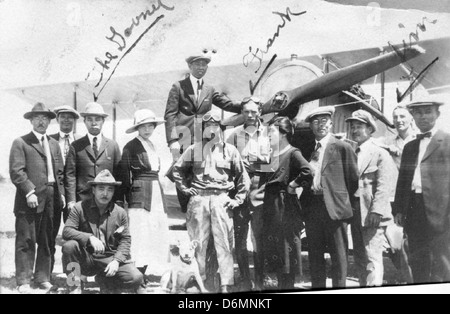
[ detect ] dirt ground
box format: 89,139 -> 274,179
1,229 -> 407,294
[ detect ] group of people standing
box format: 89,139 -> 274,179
9,52 -> 450,294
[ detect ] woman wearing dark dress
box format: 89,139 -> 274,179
262,117 -> 313,290
118,109 -> 171,277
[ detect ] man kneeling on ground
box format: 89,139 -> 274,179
62,170 -> 144,294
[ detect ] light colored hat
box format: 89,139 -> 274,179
80,102 -> 109,118
346,109 -> 378,133
186,55 -> 212,65
24,103 -> 57,120
406,96 -> 445,109
54,105 -> 81,119
126,109 -> 166,134
87,170 -> 122,187
305,106 -> 336,123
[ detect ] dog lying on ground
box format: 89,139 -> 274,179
160,240 -> 208,294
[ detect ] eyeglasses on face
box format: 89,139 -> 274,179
32,116 -> 50,122
311,117 -> 331,126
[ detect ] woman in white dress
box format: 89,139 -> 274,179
118,109 -> 171,276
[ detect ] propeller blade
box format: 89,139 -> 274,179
262,45 -> 425,114
222,113 -> 246,127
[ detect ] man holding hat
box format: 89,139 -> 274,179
299,106 -> 359,289
165,53 -> 241,212
65,102 -> 121,214
62,170 -> 144,294
395,98 -> 450,283
173,112 -> 250,293
346,110 -> 395,287
9,103 -> 65,293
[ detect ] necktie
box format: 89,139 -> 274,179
42,136 -> 55,183
310,142 -> 322,162
93,137 -> 98,159
197,80 -> 202,102
356,147 -> 361,156
417,132 -> 432,141
64,134 -> 70,160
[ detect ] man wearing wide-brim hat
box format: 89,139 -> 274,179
65,102 -> 121,214
62,170 -> 144,294
394,98 -> 450,284
9,103 -> 65,293
346,109 -> 395,287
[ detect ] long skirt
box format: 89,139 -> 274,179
128,180 -> 171,276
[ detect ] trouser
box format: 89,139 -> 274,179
62,240 -> 143,291
187,190 -> 235,286
51,203 -> 69,273
351,215 -> 388,287
406,194 -> 450,284
233,202 -> 264,289
15,185 -> 55,286
305,195 -> 349,289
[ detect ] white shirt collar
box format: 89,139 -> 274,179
419,126 -> 439,138
242,121 -> 265,137
358,138 -> 373,151
87,133 -> 102,146
32,130 -> 46,141
59,131 -> 74,140
190,75 -> 204,90
316,133 -> 332,147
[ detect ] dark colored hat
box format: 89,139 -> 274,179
346,109 -> 378,133
87,170 -> 122,187
24,103 -> 57,120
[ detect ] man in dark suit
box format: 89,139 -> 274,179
395,99 -> 450,284
9,103 -> 65,293
165,54 -> 241,212
65,102 -> 121,214
49,105 -> 82,272
300,106 -> 359,289
62,170 -> 144,294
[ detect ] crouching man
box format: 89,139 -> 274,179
62,170 -> 144,294
173,112 -> 250,293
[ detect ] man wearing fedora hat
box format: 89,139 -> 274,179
65,102 -> 121,214
395,99 -> 450,284
62,170 -> 144,294
300,106 -> 359,289
9,103 -> 65,293
165,53 -> 241,213
173,112 -> 250,293
346,110 -> 395,287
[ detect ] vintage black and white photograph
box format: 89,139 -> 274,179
0,0 -> 450,295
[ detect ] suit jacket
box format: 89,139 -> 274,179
63,199 -> 131,263
301,135 -> 359,221
395,130 -> 450,234
164,76 -> 241,146
117,138 -> 165,212
9,132 -> 65,215
65,135 -> 121,204
357,139 -> 394,227
50,132 -> 83,142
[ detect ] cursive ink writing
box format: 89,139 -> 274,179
389,17 -> 438,101
243,8 -> 306,73
87,0 -> 175,101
